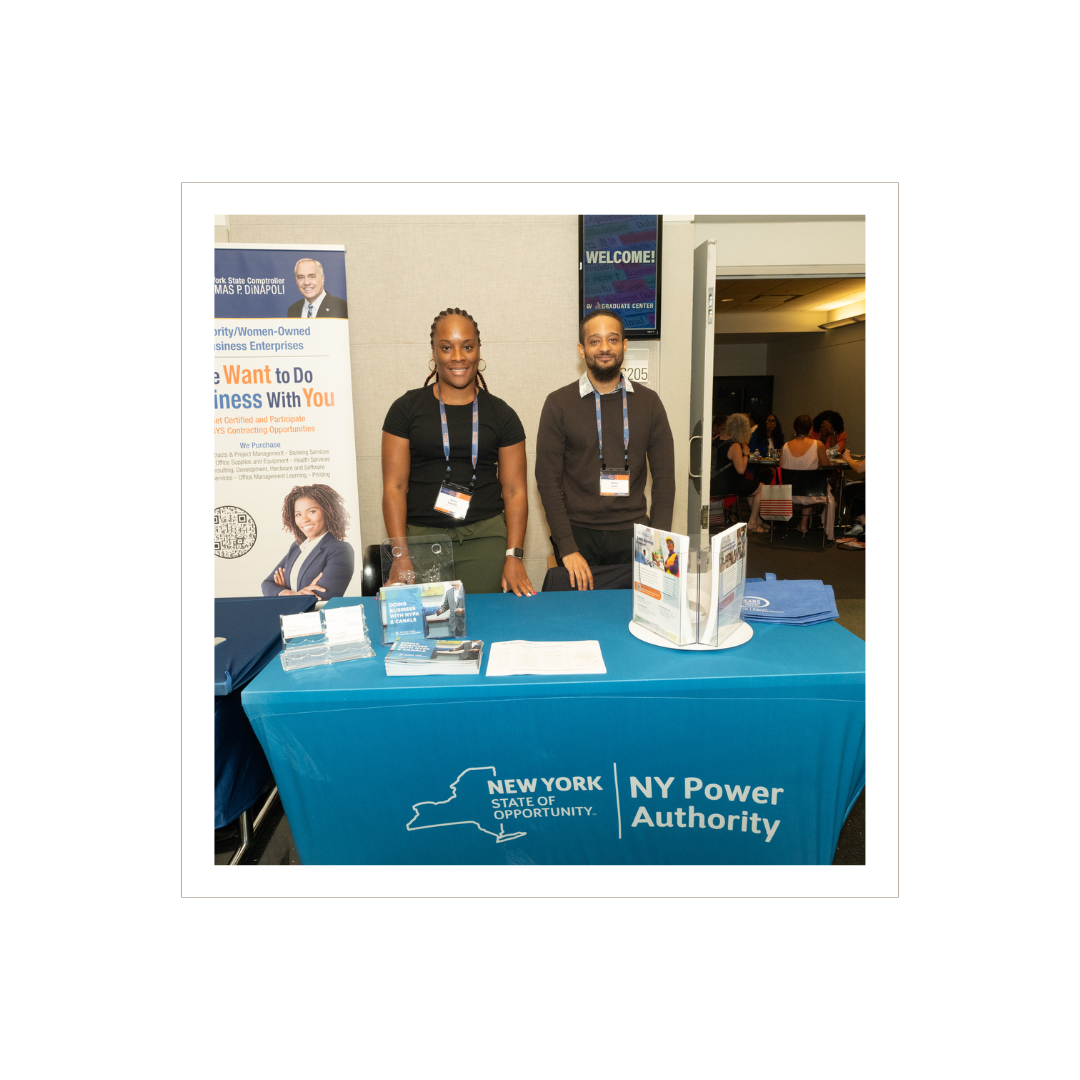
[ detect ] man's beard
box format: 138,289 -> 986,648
586,353 -> 623,383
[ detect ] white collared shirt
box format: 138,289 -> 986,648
289,531 -> 327,591
300,291 -> 326,318
577,371 -> 635,397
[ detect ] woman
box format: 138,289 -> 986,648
781,414 -> 832,535
711,412 -> 766,533
748,413 -> 784,456
811,410 -> 847,452
381,307 -> 535,596
261,483 -> 355,599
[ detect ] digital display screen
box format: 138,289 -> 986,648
579,215 -> 662,338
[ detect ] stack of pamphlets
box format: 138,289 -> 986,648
740,574 -> 839,626
384,638 -> 484,676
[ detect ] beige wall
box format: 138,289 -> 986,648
767,323 -> 866,451
225,214 -> 692,587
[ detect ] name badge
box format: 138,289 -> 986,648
600,471 -> 630,496
434,482 -> 472,518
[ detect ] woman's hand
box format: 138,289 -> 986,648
386,554 -> 416,586
298,572 -> 326,597
273,566 -> 286,588
277,572 -> 326,597
501,556 -> 536,597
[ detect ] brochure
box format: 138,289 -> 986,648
633,522 -> 748,646
378,579 -> 466,644
632,525 -> 691,644
384,638 -> 484,675
701,522 -> 749,645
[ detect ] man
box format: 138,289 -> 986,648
286,258 -> 349,318
535,308 -> 676,590
435,581 -> 466,637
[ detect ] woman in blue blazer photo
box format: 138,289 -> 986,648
261,483 -> 355,599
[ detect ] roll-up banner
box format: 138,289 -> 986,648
214,244 -> 362,600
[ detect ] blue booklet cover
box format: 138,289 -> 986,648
382,589 -> 426,639
387,640 -> 437,660
378,580 -> 467,643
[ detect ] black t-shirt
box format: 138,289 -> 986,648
382,386 -> 526,527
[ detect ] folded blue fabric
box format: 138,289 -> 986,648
740,574 -> 838,625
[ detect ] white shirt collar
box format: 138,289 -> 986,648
299,531 -> 327,553
578,372 -> 634,398
300,290 -> 326,317
288,531 -> 327,592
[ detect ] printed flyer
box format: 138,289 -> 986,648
702,522 -> 749,645
214,244 -> 362,599
379,580 -> 467,643
632,525 -> 690,644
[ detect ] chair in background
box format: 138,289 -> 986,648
361,545 -> 381,595
541,563 -> 633,590
769,470 -> 831,548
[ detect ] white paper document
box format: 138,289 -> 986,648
486,640 -> 607,676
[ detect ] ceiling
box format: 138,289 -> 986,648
713,277 -> 865,317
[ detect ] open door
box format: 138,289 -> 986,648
686,239 -> 716,546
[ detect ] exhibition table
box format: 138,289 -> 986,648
214,595 -> 317,829
241,590 -> 865,865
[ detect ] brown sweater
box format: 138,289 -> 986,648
535,378 -> 676,556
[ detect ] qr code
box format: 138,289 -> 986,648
214,505 -> 258,559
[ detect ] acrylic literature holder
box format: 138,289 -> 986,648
629,523 -> 753,651
278,606 -> 375,671
377,535 -> 466,646
379,535 -> 456,588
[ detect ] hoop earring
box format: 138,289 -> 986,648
428,358 -> 437,373
478,358 -> 487,372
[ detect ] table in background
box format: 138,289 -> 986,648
215,595 -> 316,829
241,591 -> 865,865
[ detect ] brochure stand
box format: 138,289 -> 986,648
380,535 -> 455,587
377,534 -> 467,646
630,522 -> 752,651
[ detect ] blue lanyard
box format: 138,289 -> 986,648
438,382 -> 479,491
593,376 -> 629,473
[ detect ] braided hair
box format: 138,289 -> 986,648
424,307 -> 489,391
281,484 -> 351,544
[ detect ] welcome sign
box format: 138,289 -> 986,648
579,214 -> 662,337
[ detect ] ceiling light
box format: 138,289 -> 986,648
818,317 -> 858,330
811,292 -> 866,312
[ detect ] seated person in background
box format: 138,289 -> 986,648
712,412 -> 766,533
839,449 -> 866,543
811,410 -> 847,452
748,412 -> 784,456
781,414 -> 832,536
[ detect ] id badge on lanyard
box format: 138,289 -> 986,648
434,482 -> 472,518
434,386 -> 479,518
600,471 -> 629,496
596,377 -> 630,497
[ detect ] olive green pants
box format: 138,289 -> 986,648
406,513 -> 508,595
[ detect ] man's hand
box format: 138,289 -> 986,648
562,552 -> 594,590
